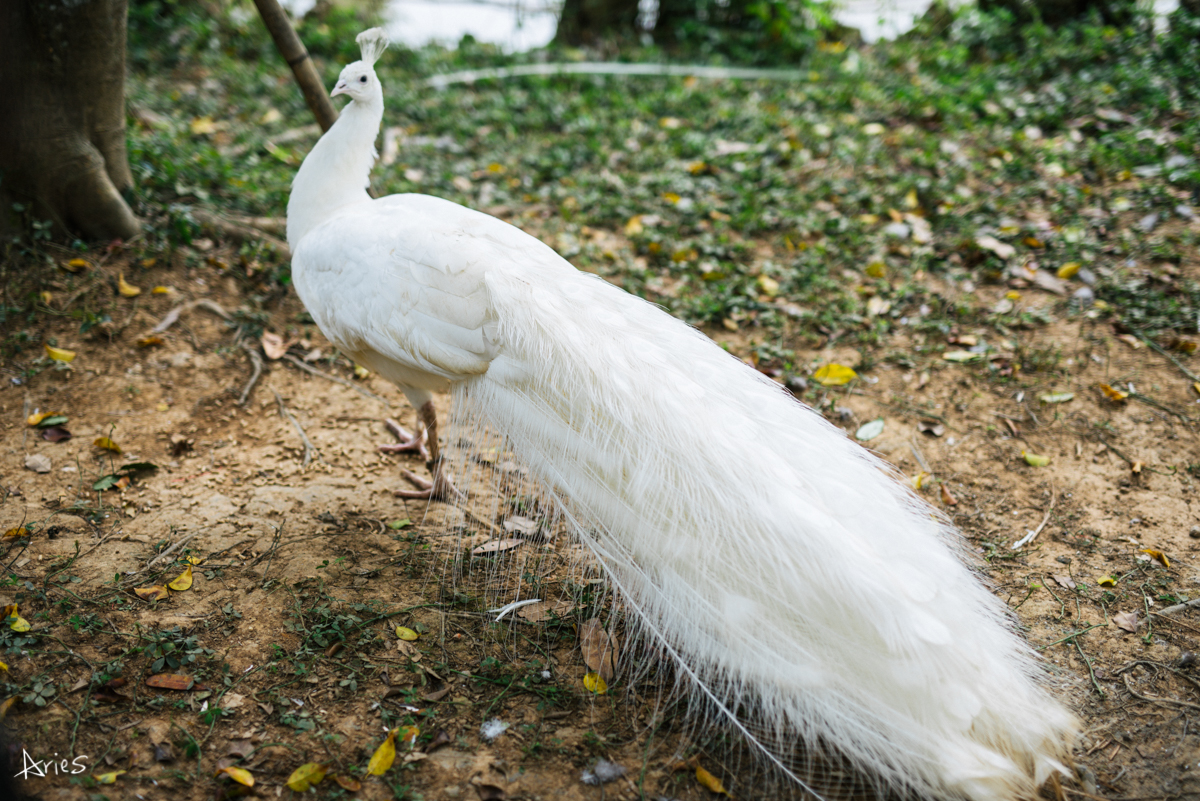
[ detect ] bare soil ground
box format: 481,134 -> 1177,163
2,228 -> 1199,801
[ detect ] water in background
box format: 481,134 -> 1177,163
286,0 -> 1181,50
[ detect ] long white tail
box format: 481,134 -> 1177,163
432,257 -> 1075,801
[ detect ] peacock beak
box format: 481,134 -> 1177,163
332,81 -> 349,97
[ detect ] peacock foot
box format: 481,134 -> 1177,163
395,459 -> 462,501
378,418 -> 430,462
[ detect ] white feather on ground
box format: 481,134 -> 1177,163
287,27 -> 1076,801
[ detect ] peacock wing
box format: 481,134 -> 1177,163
292,195 -> 509,384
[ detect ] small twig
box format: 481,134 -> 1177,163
238,342 -> 265,406
1075,638 -> 1105,698
1011,485 -> 1055,549
1037,623 -> 1105,651
908,438 -> 931,473
151,299 -> 232,334
282,353 -> 390,406
1155,597 -> 1200,617
273,390 -> 322,466
192,208 -> 291,259
1122,673 -> 1200,712
143,531 -> 202,574
1135,331 -> 1200,383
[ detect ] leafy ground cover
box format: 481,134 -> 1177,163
1,3 -> 1199,800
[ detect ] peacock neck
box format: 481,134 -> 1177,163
287,97 -> 382,247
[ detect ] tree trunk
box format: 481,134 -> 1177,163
0,0 -> 139,242
556,0 -> 642,45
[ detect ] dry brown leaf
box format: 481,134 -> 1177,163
1140,548 -> 1169,568
471,538 -> 524,556
1051,574 -> 1076,590
145,674 -> 196,690
261,332 -> 289,360
940,484 -> 958,506
134,585 -> 169,601
1113,611 -> 1139,634
579,618 -> 617,682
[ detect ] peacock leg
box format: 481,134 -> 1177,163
394,400 -> 461,501
378,418 -> 430,461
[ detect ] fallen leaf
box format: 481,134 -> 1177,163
1113,611 -> 1139,634
334,774 -> 362,791
0,698 -> 14,719
395,626 -> 419,641
353,364 -> 370,379
367,729 -> 398,775
1051,574 -> 1076,590
940,484 -> 958,505
757,275 -> 780,297
696,766 -> 730,796
471,538 -> 524,556
399,725 -> 420,746
1039,393 -> 1074,404
138,336 -> 164,347
44,345 -> 76,363
1022,451 -> 1050,467
579,618 -> 617,681
145,674 -> 196,690
27,411 -> 64,426
287,762 -> 328,792
942,350 -> 982,363
134,586 -> 169,602
3,528 -> 29,540
215,766 -> 254,787
812,363 -> 858,386
41,426 -> 71,442
168,565 -> 193,591
582,671 -> 608,695
976,234 -> 1016,259
94,437 -> 122,453
96,770 -> 127,785
24,454 -> 52,473
261,332 -> 289,360
1116,334 -> 1142,349
917,420 -> 944,437
1141,549 -> 1169,567
854,418 -> 884,441
117,274 -> 141,297
1057,262 -> 1082,279
911,471 -> 931,490
1099,383 -> 1129,402
1096,575 -> 1116,587
63,258 -> 89,273
517,599 -> 574,622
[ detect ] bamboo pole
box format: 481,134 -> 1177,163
252,0 -> 338,132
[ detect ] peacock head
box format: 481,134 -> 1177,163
331,27 -> 390,104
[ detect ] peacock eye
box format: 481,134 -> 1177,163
359,76 -> 367,83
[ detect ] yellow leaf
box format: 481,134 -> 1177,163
190,116 -> 217,135
398,725 -> 420,746
687,160 -> 707,174
903,188 -> 919,209
3,528 -> 29,539
45,345 -> 76,363
94,437 -> 122,454
156,402 -> 170,412
27,411 -> 55,426
696,766 -> 730,795
137,335 -> 164,347
1004,290 -> 1021,300
142,257 -> 158,268
118,274 -> 141,298
287,762 -> 328,792
487,162 -> 505,173
582,671 -> 608,695
152,285 -> 172,294
1056,262 -> 1081,279
812,363 -> 858,387
63,258 -> 89,273
186,555 -> 203,565
662,192 -> 681,204
1022,451 -> 1050,467
216,766 -> 255,786
1193,382 -> 1200,397
865,260 -> 886,279
1097,575 -> 1116,587
911,471 -> 931,490
353,364 -> 370,380
0,697 -> 14,719
9,615 -> 30,633
1024,237 -> 1044,248
367,729 -> 398,776
96,770 -> 127,785
167,565 -> 193,592
859,214 -> 879,225
0,661 -> 7,671
40,291 -> 53,305
395,626 -> 419,641
757,275 -> 780,297
624,216 -> 644,236
134,585 -> 169,601
1099,383 -> 1128,402
1141,549 -> 1170,568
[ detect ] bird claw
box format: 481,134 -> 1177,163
395,466 -> 461,501
378,417 -> 430,461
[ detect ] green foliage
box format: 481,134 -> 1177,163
141,626 -> 213,672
